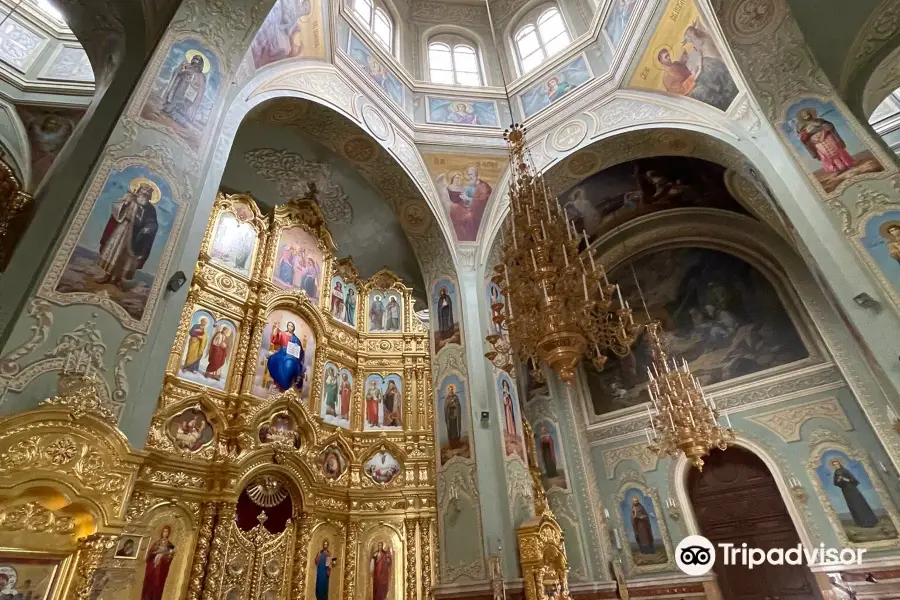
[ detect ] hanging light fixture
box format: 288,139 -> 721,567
484,125 -> 640,383
643,320 -> 734,470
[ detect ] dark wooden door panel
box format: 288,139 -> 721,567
688,448 -> 819,600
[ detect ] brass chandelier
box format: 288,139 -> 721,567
643,320 -> 734,470
485,124 -> 640,384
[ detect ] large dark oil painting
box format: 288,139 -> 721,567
559,157 -> 744,241
586,247 -> 808,416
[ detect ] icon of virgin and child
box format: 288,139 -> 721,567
260,317 -> 308,394
435,165 -> 493,241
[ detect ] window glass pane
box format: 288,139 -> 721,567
456,71 -> 481,86
515,27 -> 541,58
430,69 -> 455,84
354,0 -> 372,22
453,46 -> 479,72
538,10 -> 567,43
544,31 -> 570,56
521,50 -> 544,73
373,9 -> 392,48
429,44 -> 453,70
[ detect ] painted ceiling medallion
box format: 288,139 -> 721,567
362,105 -> 390,141
553,121 -> 587,152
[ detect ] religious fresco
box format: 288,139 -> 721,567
521,358 -> 548,403
629,0 -> 737,111
53,165 -> 178,323
367,290 -> 402,332
317,445 -> 347,480
0,557 -> 63,599
363,374 -> 403,430
604,0 -> 638,49
519,55 -> 592,119
425,97 -> 499,127
15,104 -> 85,190
139,39 -> 221,152
781,99 -> 885,194
586,248 -> 808,415
619,488 -> 668,567
861,210 -> 900,296
486,281 -> 506,338
328,275 -> 358,327
208,207 -> 258,278
813,449 -> 899,545
258,412 -> 300,448
497,372 -> 525,460
438,374 -> 469,466
114,535 -> 142,559
433,278 -> 460,352
252,309 -> 317,399
346,31 -> 404,106
534,420 -> 567,490
166,407 -> 214,452
559,157 -> 743,241
178,309 -> 238,390
422,152 -> 507,242
250,0 -> 325,69
364,451 -> 402,484
272,225 -> 323,302
321,362 -> 353,428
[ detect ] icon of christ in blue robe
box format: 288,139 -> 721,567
315,540 -> 333,600
266,321 -> 305,392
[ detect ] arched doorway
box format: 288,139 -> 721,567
687,447 -> 819,600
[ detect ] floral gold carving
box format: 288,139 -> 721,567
0,501 -> 76,535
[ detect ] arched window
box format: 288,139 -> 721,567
354,0 -> 394,50
428,35 -> 482,86
514,5 -> 571,73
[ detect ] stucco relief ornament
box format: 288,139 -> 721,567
41,372 -> 118,425
552,121 -> 587,152
362,105 -> 390,141
243,148 -> 353,224
728,0 -> 782,43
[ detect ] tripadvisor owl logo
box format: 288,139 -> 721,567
675,535 -> 716,576
675,534 -> 867,575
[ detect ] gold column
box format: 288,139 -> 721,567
291,512 -> 312,599
201,502 -> 237,600
343,521 -> 359,600
404,519 -> 417,600
68,533 -> 116,600
419,517 -> 433,599
186,502 -> 218,600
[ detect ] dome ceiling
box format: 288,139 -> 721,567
220,100 -> 427,305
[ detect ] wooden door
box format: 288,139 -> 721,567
688,448 -> 820,600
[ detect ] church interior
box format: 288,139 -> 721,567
4,0 -> 900,598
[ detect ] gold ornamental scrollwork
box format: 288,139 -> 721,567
41,373 -> 118,426
0,501 -> 76,535
70,533 -> 117,600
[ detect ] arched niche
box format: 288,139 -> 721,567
668,433 -> 816,549
477,121 -> 800,272
585,210 -> 826,422
204,63 -> 459,282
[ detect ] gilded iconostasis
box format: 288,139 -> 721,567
0,189 -> 438,600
